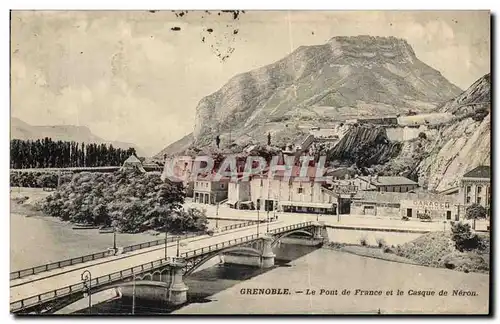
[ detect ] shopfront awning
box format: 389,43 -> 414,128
279,201 -> 335,209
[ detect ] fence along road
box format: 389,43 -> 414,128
10,220 -> 260,281
10,220 -> 309,309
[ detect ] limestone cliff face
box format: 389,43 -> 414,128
189,36 -> 462,147
417,73 -> 491,192
327,125 -> 402,168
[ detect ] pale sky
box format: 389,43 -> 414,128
11,10 -> 490,155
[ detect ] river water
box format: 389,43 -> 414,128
10,212 -> 490,315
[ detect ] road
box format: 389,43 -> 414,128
10,219 -> 300,305
187,202 -> 490,232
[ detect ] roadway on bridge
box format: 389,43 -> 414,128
10,219 -> 300,304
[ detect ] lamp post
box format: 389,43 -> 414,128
216,200 -> 219,229
81,270 -> 92,314
132,276 -> 136,315
176,238 -> 181,257
113,227 -> 117,252
257,202 -> 260,238
266,209 -> 270,233
164,216 -> 168,260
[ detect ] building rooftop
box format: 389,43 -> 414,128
123,155 -> 142,164
463,165 -> 491,179
360,176 -> 418,186
265,166 -> 326,179
353,191 -> 456,205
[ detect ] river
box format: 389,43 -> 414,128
10,212 -> 489,315
10,212 -> 239,271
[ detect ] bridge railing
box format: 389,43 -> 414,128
10,221 -> 258,280
181,221 -> 313,259
10,257 -> 174,313
9,250 -> 115,281
218,220 -> 259,232
10,221 -> 313,313
121,232 -> 201,254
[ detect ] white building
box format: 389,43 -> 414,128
250,166 -> 338,215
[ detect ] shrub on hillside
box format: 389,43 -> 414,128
418,132 -> 427,140
376,238 -> 386,248
450,222 -> 480,252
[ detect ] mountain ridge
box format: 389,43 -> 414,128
157,35 -> 462,158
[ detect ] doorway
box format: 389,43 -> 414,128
406,208 -> 413,218
446,210 -> 452,220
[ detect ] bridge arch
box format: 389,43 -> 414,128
50,280 -> 170,314
271,229 -> 314,248
183,246 -> 262,277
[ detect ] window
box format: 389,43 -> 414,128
260,179 -> 263,187
466,186 -> 471,194
220,183 -> 225,189
466,196 -> 471,204
477,186 -> 482,194
477,197 -> 482,204
298,188 -> 303,194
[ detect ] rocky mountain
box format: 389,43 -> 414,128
157,35 -> 462,158
417,73 -> 491,191
11,117 -> 146,156
327,125 -> 402,168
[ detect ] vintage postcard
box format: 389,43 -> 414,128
9,10 -> 491,315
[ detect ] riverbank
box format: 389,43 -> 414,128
173,248 -> 489,314
326,230 -> 490,275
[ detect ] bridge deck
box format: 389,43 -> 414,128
10,220 -> 311,310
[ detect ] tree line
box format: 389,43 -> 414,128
41,169 -> 208,234
10,138 -> 137,169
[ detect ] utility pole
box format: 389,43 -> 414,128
216,195 -> 219,229
132,276 -> 136,315
113,226 -> 117,252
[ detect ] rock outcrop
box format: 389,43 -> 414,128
327,125 -> 402,168
417,73 -> 491,191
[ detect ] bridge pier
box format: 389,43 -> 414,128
260,235 -> 275,269
168,259 -> 188,306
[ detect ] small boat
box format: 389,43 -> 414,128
99,227 -> 115,234
72,224 -> 98,230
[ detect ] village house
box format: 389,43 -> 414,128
459,165 -> 491,215
353,175 -> 418,193
351,191 -> 459,220
250,166 -> 338,215
227,176 -> 252,209
120,154 -> 146,173
193,176 -> 230,205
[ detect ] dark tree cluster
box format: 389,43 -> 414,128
10,138 -> 137,169
41,169 -> 208,234
10,171 -> 73,188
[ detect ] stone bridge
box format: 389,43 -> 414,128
10,221 -> 328,314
